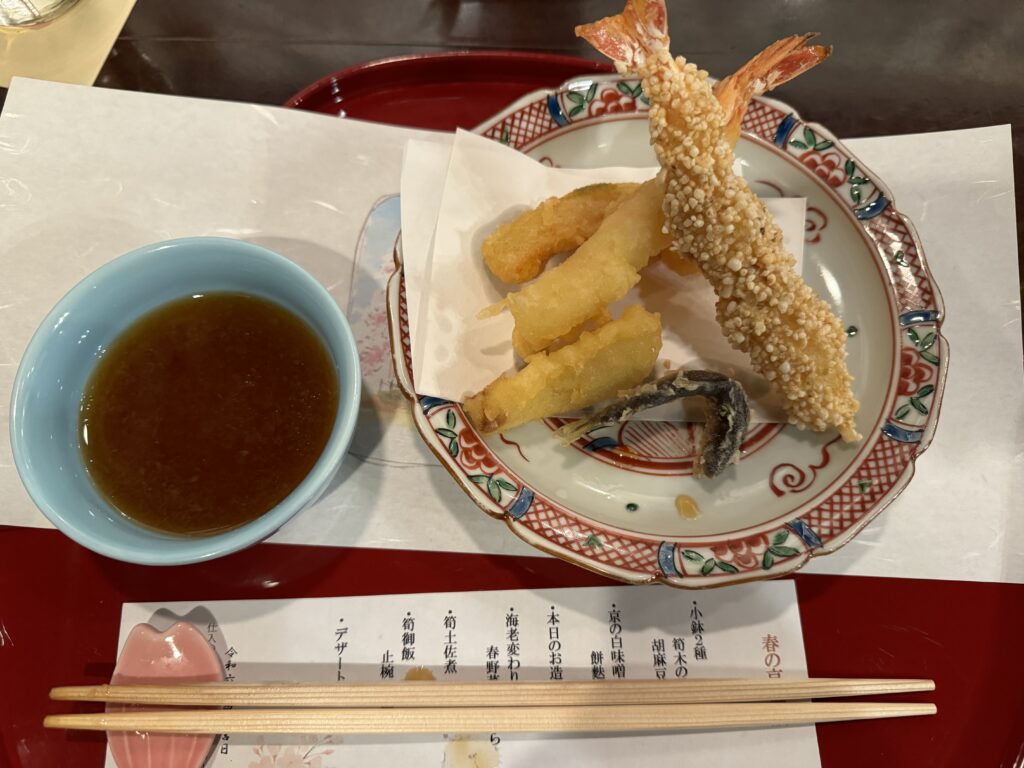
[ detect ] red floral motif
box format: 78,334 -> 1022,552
590,88 -> 637,116
456,422 -> 499,474
799,149 -> 846,188
804,205 -> 828,244
711,534 -> 769,570
898,348 -> 932,396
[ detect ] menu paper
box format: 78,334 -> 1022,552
108,582 -> 819,767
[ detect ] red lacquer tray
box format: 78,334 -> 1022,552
0,53 -> 1020,768
285,51 -> 613,130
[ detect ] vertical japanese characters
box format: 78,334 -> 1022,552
672,636 -> 688,678
221,594 -> 734,687
651,637 -> 667,680
506,608 -> 521,681
608,604 -> 626,679
762,634 -> 782,678
548,606 -> 563,681
443,610 -> 458,675
402,612 -> 416,662
334,617 -> 349,681
380,649 -> 395,679
486,643 -> 501,680
691,601 -> 708,661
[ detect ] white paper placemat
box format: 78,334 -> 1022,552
0,79 -> 1019,584
108,582 -> 819,767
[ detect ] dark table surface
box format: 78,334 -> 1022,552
95,0 -> 1024,260
1,1 -> 1022,766
1,0 -> 1020,259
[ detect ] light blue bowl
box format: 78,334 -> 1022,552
9,237 -> 361,565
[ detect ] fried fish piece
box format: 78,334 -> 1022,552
497,178 -> 670,358
554,368 -> 750,478
482,182 -> 642,284
464,305 -> 662,434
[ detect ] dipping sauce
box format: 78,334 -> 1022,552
79,293 -> 339,536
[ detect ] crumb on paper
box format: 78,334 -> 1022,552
404,666 -> 437,681
443,736 -> 500,768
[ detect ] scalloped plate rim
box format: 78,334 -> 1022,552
386,74 -> 949,588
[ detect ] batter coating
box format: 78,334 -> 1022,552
577,0 -> 860,440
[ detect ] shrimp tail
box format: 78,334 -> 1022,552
575,0 -> 669,68
579,5 -> 828,146
715,34 -> 832,145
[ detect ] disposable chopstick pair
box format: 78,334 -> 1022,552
45,678 -> 936,735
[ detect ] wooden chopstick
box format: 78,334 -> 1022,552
43,701 -> 936,734
50,678 -> 935,708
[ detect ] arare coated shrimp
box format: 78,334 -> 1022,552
577,0 -> 860,440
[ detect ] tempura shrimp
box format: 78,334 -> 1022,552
577,0 -> 860,440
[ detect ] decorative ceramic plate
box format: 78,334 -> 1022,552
386,74 -> 948,587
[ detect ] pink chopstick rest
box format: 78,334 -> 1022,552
108,621 -> 225,768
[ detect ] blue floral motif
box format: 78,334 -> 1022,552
882,423 -> 924,443
506,488 -> 534,520
419,395 -> 451,413
546,93 -> 568,127
786,519 -> 822,550
658,542 -> 680,577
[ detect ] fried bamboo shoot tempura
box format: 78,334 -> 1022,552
481,40 -> 829,287
577,0 -> 860,440
530,307 -> 612,354
483,182 -> 641,283
501,179 -> 670,357
464,305 -> 662,434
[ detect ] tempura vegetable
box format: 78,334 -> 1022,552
464,305 -> 662,434
483,182 -> 641,284
499,179 -> 670,357
578,0 -> 859,440
531,308 -> 612,355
